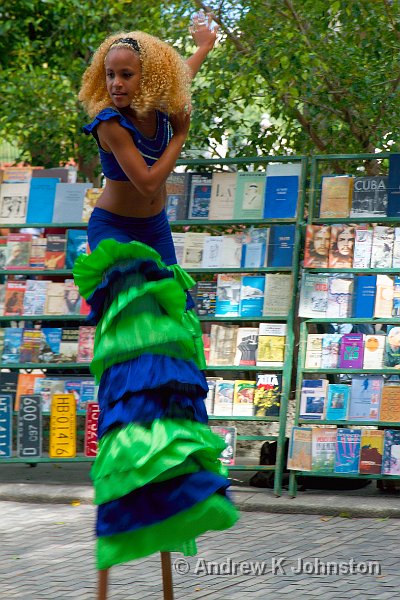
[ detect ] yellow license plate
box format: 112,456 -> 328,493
49,394 -> 76,458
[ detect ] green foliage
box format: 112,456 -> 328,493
1,1 -> 400,178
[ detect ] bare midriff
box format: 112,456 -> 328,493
95,179 -> 166,217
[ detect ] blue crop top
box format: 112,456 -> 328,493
83,108 -> 172,181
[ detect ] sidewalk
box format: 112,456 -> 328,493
1,462 -> 400,518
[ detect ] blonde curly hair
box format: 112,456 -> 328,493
79,31 -> 191,118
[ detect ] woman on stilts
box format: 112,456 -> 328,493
74,12 -> 239,600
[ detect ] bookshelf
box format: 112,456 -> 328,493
288,152 -> 400,496
0,155 -> 308,497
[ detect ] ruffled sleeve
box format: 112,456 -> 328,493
83,108 -> 139,137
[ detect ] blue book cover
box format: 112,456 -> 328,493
187,174 -> 213,219
239,275 -> 265,317
334,428 -> 362,474
348,375 -> 383,421
241,227 -> 268,268
352,275 -> 377,318
325,384 -> 350,420
393,276 -> 400,317
0,395 -> 13,458
66,230 -> 88,268
79,380 -> 96,411
387,154 -> 400,217
263,175 -> 299,218
382,429 -> 400,475
1,328 -> 24,363
215,273 -> 241,317
266,224 -> 295,267
26,178 -> 59,223
299,379 -> 328,420
40,328 -> 62,363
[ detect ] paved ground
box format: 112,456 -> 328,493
1,500 -> 399,599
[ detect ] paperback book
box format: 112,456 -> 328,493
334,428 -> 362,474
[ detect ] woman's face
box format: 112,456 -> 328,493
337,230 -> 354,255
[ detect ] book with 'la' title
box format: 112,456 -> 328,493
208,172 -> 237,220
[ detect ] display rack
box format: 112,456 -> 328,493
0,155 -> 308,497
288,152 -> 400,497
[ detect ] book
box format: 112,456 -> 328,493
262,274 -> 292,317
213,380 -> 235,416
325,384 -> 350,421
0,236 -> 6,269
352,275 -> 376,318
4,281 -> 26,316
370,226 -> 394,269
234,327 -> 259,366
311,427 -> 337,472
45,282 -> 66,315
379,385 -> 400,422
77,326 -> 95,363
352,228 -> 372,269
26,177 -> 59,223
392,227 -> 400,268
22,280 -> 49,316
195,281 -> 217,316
210,425 -> 237,465
171,232 -> 185,265
0,372 -> 18,409
350,176 -> 388,217
326,274 -> 353,318
363,334 -> 385,369
52,182 -> 93,222
334,428 -> 362,474
208,324 -> 238,366
208,172 -> 237,220
29,237 -> 47,269
338,333 -> 364,369
348,375 -> 383,421
5,233 -> 32,269
254,373 -> 281,416
0,182 -> 29,223
320,334 -> 341,369
65,229 -> 88,268
32,166 -> 75,183
384,325 -> 400,368
0,166 -> 32,184
304,334 -> 323,369
303,225 -> 330,268
187,173 -> 213,219
382,429 -> 400,475
319,175 -> 353,218
79,379 -> 96,411
63,279 -> 82,315
59,328 -> 80,363
386,153 -> 400,217
182,232 -> 209,268
241,227 -> 268,268
299,379 -> 328,420
393,275 -> 400,316
239,275 -> 265,317
266,224 -> 295,267
328,225 -> 354,268
165,172 -> 190,221
374,274 -> 394,318
233,380 -> 256,416
215,273 -> 241,317
233,171 -> 266,219
40,328 -> 62,363
287,427 -> 312,471
82,188 -> 103,222
44,233 -> 66,269
263,162 -> 301,219
0,395 -> 13,458
256,323 -> 287,367
359,429 -> 384,475
204,377 -> 221,414
15,373 -> 45,410
34,378 -> 65,412
19,329 -> 43,362
201,236 -> 223,268
220,233 -> 243,268
298,273 -> 328,318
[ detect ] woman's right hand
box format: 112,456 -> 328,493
170,107 -> 191,139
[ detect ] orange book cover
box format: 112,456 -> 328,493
303,225 -> 330,268
4,281 -> 26,316
319,175 -> 354,218
379,386 -> 400,422
15,372 -> 45,410
328,225 -> 354,268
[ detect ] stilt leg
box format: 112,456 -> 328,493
98,569 -> 109,600
161,552 -> 174,600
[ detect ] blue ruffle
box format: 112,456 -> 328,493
96,471 -> 228,536
98,388 -> 208,438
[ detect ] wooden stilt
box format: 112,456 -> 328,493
98,568 -> 109,600
161,552 -> 174,600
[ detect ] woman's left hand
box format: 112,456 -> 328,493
189,11 -> 219,51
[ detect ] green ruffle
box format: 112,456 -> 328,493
92,418 -> 228,505
97,494 -> 239,570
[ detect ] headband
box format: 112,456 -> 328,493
110,37 -> 140,52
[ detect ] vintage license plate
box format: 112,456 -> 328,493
18,395 -> 42,458
84,402 -> 100,457
0,395 -> 13,458
49,394 -> 76,458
